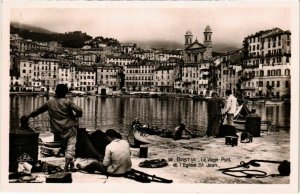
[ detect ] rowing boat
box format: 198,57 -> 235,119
132,124 -> 193,145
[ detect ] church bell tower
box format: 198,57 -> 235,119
203,25 -> 212,58
184,30 -> 193,48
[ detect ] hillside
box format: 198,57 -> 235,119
10,23 -> 120,48
11,21 -> 55,34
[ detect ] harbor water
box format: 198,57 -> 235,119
10,95 -> 291,137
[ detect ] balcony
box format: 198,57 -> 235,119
242,86 -> 256,90
242,63 -> 259,68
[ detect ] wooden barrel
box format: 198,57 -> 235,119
9,130 -> 39,172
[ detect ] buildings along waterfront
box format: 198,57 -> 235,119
10,26 -> 291,99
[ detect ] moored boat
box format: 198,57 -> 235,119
233,104 -> 270,131
133,128 -> 172,145
131,122 -> 194,145
265,99 -> 285,105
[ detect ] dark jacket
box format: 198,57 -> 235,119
207,97 -> 225,116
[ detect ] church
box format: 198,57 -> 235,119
179,25 -> 214,96
184,25 -> 213,63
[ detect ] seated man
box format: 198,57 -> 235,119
173,123 -> 193,140
76,129 -> 132,176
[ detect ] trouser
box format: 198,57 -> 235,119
80,161 -> 128,177
80,161 -> 107,174
61,127 -> 77,161
226,114 -> 234,126
207,114 -> 221,136
53,132 -> 65,154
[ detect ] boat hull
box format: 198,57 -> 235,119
133,129 -> 172,145
234,120 -> 270,131
265,100 -> 285,105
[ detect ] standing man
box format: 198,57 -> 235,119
206,92 -> 225,137
224,89 -> 238,126
21,84 -> 83,172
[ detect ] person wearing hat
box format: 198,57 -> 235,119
206,92 -> 225,137
76,129 -> 132,176
21,84 -> 83,172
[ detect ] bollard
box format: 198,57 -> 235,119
225,136 -> 238,147
139,144 -> 149,158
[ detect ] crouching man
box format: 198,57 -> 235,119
76,129 -> 132,176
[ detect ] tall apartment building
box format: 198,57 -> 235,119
214,49 -> 244,97
96,64 -> 122,94
153,66 -> 179,93
124,60 -> 157,91
58,63 -> 79,90
241,28 -> 291,98
77,66 -> 96,92
17,58 -> 59,91
181,62 -> 211,95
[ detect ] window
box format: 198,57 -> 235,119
286,57 -> 289,63
277,57 -> 282,63
285,81 -> 289,88
285,69 -> 290,76
23,70 -> 26,73
277,81 -> 280,87
277,69 -> 281,76
260,70 -> 264,77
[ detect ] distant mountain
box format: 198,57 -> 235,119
213,44 -> 241,53
133,40 -> 240,53
132,40 -> 184,50
11,21 -> 56,34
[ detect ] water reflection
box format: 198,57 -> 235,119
10,96 -> 290,136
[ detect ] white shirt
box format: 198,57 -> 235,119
225,94 -> 238,114
103,139 -> 132,174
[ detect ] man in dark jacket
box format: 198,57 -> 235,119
206,92 -> 225,137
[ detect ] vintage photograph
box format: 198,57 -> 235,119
1,0 -> 299,193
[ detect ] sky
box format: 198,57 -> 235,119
10,2 -> 292,50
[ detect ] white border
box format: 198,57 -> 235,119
1,1 -> 299,193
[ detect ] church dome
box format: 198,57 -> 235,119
205,25 -> 212,33
185,30 -> 193,36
